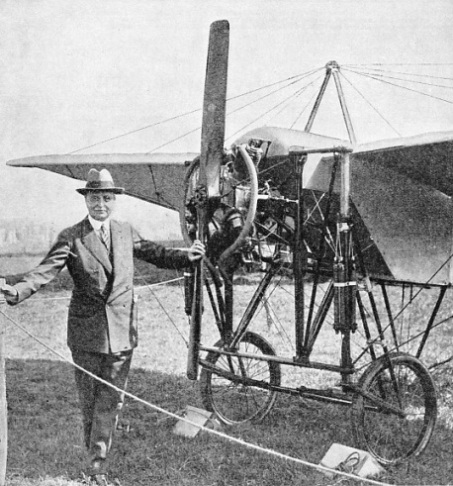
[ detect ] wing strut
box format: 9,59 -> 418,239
305,61 -> 357,146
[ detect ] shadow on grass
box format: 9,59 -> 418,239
5,359 -> 453,486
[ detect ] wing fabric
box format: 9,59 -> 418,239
7,153 -> 198,211
356,131 -> 453,197
308,131 -> 453,285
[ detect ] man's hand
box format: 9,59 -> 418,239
0,284 -> 19,304
188,240 -> 206,262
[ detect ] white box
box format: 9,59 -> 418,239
173,406 -> 221,438
320,443 -> 385,478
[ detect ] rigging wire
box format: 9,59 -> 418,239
146,126 -> 200,154
65,63 -> 452,155
340,71 -> 402,137
342,68 -> 453,105
228,66 -> 323,107
68,68 -> 323,154
257,83 -> 310,128
257,273 -> 296,351
344,67 -> 453,91
290,88 -> 319,129
369,308 -> 453,369
227,69 -> 321,122
68,108 -> 201,154
225,74 -> 324,143
353,251 -> 453,367
344,62 -> 453,67
146,71 -> 324,153
344,65 -> 453,83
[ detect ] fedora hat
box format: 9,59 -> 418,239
76,169 -> 125,195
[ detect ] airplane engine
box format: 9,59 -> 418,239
180,142 -> 262,269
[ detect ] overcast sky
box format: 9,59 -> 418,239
1,0 -> 453,236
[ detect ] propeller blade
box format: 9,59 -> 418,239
200,19 -> 229,198
187,20 -> 229,380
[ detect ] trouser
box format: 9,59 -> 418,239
71,348 -> 133,474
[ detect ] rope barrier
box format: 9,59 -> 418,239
0,308 -> 393,486
17,276 -> 184,302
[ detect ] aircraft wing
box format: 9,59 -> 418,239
356,131 -> 453,197
7,152 -> 198,211
308,130 -> 453,285
8,129 -> 453,284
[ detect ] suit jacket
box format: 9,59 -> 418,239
13,217 -> 191,354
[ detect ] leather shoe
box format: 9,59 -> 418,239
88,474 -> 122,486
88,474 -> 109,486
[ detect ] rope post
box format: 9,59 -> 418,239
0,278 -> 7,486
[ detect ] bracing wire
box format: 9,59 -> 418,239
344,62 -> 453,67
384,255 -> 453,326
344,65 -> 453,83
66,63 -> 452,156
342,68 -> 453,105
68,68 -> 323,154
227,66 -> 323,104
252,271 -> 296,351
227,66 -> 323,114
68,107 -> 202,154
225,74 -> 324,143
146,70 -> 324,153
290,88 -> 320,129
344,67 -> 453,91
227,70 -> 320,123
257,84 -> 310,128
352,251 -> 453,367
340,71 -> 402,137
145,126 -> 201,154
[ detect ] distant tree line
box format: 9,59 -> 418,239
0,220 -> 57,255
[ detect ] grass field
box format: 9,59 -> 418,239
1,256 -> 453,485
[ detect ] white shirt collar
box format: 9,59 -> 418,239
88,215 -> 111,232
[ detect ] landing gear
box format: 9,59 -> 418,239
352,353 -> 437,465
200,331 -> 281,425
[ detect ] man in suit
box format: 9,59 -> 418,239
1,168 -> 205,486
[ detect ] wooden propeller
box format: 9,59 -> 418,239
187,20 -> 229,380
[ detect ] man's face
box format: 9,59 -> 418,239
85,191 -> 117,221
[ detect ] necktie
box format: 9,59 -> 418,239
100,224 -> 110,251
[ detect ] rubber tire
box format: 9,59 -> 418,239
352,352 -> 437,465
200,331 -> 281,425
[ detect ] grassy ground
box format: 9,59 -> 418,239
1,258 -> 453,485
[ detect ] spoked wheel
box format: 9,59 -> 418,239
352,352 -> 437,465
200,331 -> 281,425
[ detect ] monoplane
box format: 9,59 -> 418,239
8,20 -> 453,465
